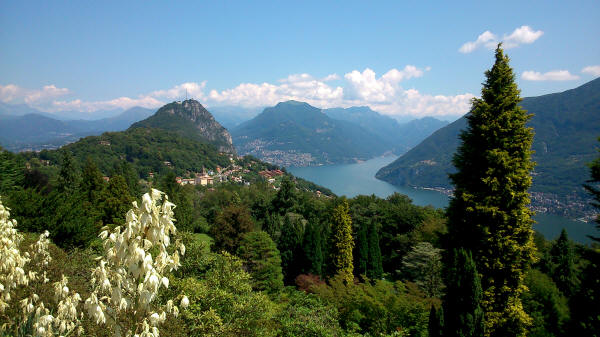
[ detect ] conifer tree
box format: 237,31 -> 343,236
329,199 -> 354,284
549,229 -> 576,296
303,220 -> 324,276
57,151 -> 79,193
80,157 -> 106,212
444,45 -> 536,336
356,222 -> 369,277
237,231 -> 284,293
442,248 -> 485,337
428,305 -> 444,337
100,175 -> 134,226
272,176 -> 297,215
366,220 -> 383,280
278,213 -> 304,283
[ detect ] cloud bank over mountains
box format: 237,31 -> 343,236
0,66 -> 475,121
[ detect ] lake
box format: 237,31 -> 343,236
289,155 -> 599,244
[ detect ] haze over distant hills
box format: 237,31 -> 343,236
130,99 -> 235,153
0,105 -> 154,151
324,107 -> 448,154
208,106 -> 263,129
376,78 -> 600,215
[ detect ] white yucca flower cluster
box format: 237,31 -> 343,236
85,189 -> 188,337
0,198 -> 83,336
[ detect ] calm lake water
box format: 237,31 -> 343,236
289,156 -> 599,244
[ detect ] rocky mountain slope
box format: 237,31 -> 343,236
130,99 -> 235,153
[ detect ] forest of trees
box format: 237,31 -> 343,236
0,45 -> 599,336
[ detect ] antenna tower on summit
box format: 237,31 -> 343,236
185,88 -> 188,100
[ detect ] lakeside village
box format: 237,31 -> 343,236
418,186 -> 596,223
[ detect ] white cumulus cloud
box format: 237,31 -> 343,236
344,66 -> 427,102
503,26 -> 544,49
51,96 -> 165,113
150,81 -> 207,100
459,26 -> 543,53
208,73 -> 344,108
522,70 -> 579,81
582,65 -> 600,77
0,84 -> 70,104
459,31 -> 497,53
3,65 -> 475,120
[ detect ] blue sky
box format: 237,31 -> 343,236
1,0 -> 598,120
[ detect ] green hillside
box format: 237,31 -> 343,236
35,128 -> 231,179
376,78 -> 600,200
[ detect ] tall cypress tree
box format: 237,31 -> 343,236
444,45 -> 536,336
549,229 -> 576,296
303,220 -> 324,276
442,248 -> 485,337
428,305 -> 444,337
366,220 -> 383,280
57,150 -> 79,193
278,213 -> 304,284
329,199 -> 354,284
355,222 -> 369,277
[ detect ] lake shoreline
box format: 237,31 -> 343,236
289,155 -> 599,244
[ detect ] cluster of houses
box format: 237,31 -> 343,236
175,173 -> 214,186
258,169 -> 285,183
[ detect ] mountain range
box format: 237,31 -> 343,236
376,77 -> 600,213
0,106 -> 154,151
324,106 -> 448,154
232,101 -> 390,166
232,101 -> 447,166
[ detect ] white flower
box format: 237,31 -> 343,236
180,296 -> 189,308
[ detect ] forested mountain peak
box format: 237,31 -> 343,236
232,101 -> 391,166
130,99 -> 235,153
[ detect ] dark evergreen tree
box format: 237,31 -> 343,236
366,220 -> 383,280
57,151 -> 79,193
549,228 -> 576,296
444,45 -> 536,336
80,157 -> 105,203
100,175 -> 133,226
111,160 -> 140,196
23,169 -> 50,193
272,176 -> 297,215
569,249 -> 600,335
278,213 -> 304,284
264,210 -> 282,241
355,222 -> 369,277
442,248 -> 484,337
303,220 -> 324,276
428,305 -> 444,337
237,231 -> 284,293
